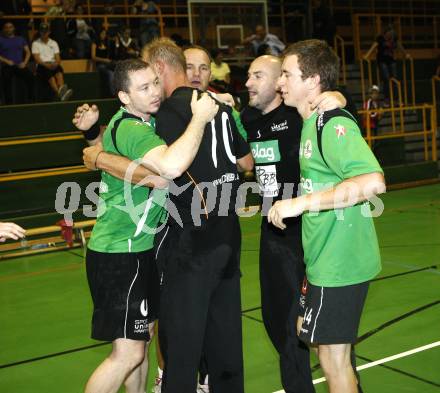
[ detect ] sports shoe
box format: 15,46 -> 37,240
151,376 -> 162,393
60,88 -> 73,101
58,84 -> 68,97
197,383 -> 210,393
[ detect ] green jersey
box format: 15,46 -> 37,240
299,110 -> 383,286
88,107 -> 167,253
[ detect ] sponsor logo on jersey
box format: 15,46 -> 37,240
303,139 -> 312,159
256,130 -> 261,139
134,318 -> 149,334
255,164 -> 279,197
212,173 -> 239,186
300,177 -> 314,194
335,124 -> 346,139
317,113 -> 324,129
140,299 -> 148,317
250,140 -> 281,164
271,120 -> 288,132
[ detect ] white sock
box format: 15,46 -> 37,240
158,366 -> 163,378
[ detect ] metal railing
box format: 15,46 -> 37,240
353,13 -> 440,60
361,55 -> 415,111
5,13 -> 165,40
359,103 -> 437,163
389,77 -> 404,132
359,57 -> 373,103
402,56 -> 416,107
333,34 -> 347,85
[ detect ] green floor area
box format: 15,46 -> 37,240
1,184 -> 440,392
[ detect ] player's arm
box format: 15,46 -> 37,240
85,91 -> 218,181
268,172 -> 386,230
140,91 -> 218,179
72,103 -> 103,145
75,103 -> 163,186
83,143 -> 165,187
0,222 -> 26,242
237,153 -> 254,172
310,90 -> 347,115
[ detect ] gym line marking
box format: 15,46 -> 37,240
272,341 -> 440,392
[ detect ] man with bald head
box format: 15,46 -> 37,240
241,55 -> 350,393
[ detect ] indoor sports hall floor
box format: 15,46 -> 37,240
1,183 -> 439,393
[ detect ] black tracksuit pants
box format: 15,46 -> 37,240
259,218 -> 315,393
156,215 -> 244,393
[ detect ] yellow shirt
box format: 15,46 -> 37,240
210,62 -> 230,82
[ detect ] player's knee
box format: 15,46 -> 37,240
318,345 -> 351,378
111,340 -> 145,369
121,350 -> 145,371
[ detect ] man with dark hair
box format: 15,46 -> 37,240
269,39 -> 385,393
0,21 -> 34,104
78,57 -> 219,393
0,0 -> 31,38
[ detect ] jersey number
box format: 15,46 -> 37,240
210,112 -> 237,168
304,308 -> 313,325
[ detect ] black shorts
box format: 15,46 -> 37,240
298,281 -> 369,345
36,64 -> 64,81
86,248 -> 160,342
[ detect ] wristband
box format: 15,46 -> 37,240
94,151 -> 104,170
82,122 -> 100,141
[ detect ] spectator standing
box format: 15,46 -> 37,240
31,22 -> 73,101
364,26 -> 410,104
0,21 -> 34,104
363,84 -> 382,136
